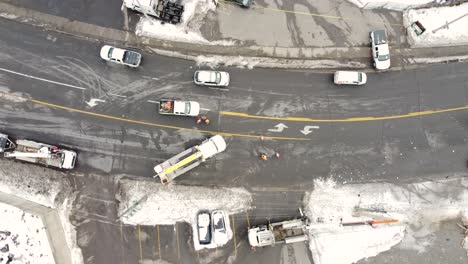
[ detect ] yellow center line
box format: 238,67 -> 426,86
31,99 -> 310,141
137,225 -> 143,263
221,105 -> 468,122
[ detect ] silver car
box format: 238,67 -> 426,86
193,70 -> 230,87
211,210 -> 228,245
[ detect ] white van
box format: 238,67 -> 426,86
334,71 -> 367,85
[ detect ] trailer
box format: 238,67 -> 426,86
124,0 -> 184,24
158,99 -> 200,116
0,133 -> 77,170
248,218 -> 309,248
153,135 -> 226,184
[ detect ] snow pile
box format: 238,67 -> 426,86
135,0 -> 233,45
0,159 -> 83,264
404,3 -> 468,47
116,178 -> 252,225
304,177 -> 468,264
0,203 -> 55,264
0,159 -> 68,208
346,0 -> 432,10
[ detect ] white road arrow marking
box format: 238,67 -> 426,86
86,98 -> 106,107
300,125 -> 320,135
268,123 -> 288,133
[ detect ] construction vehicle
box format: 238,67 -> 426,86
0,133 -> 77,170
158,99 -> 200,117
248,218 -> 309,248
154,135 -> 226,184
123,0 -> 184,24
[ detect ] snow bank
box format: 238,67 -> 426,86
135,0 -> 233,45
0,159 -> 69,208
0,202 -> 55,264
305,177 -> 468,264
0,159 -> 83,264
346,0 -> 432,10
116,178 -> 252,225
309,224 -> 405,264
404,3 -> 468,47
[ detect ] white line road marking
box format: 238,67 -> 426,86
268,123 -> 288,133
142,76 -> 160,81
300,125 -> 320,135
147,100 -> 160,104
86,98 -> 106,107
200,108 -> 211,111
108,93 -> 127,98
0,66 -> 87,90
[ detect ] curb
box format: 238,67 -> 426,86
1,2 -> 468,69
0,191 -> 72,264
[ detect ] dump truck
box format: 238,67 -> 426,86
0,133 -> 77,170
248,218 -> 309,248
153,135 -> 226,184
123,0 -> 184,24
158,99 -> 200,116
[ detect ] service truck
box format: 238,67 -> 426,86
158,99 -> 200,117
248,218 -> 309,248
154,135 -> 226,184
0,133 -> 77,170
123,0 -> 184,24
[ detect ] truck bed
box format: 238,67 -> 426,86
271,219 -> 307,242
155,146 -> 203,184
159,100 -> 175,114
13,140 -> 64,168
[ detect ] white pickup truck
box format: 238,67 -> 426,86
100,45 -> 142,68
158,99 -> 200,117
370,30 -> 390,70
154,135 -> 226,184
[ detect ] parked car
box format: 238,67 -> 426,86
211,210 -> 228,244
197,211 -> 212,245
100,45 -> 142,68
370,30 -> 390,70
334,71 -> 367,85
193,70 -> 230,87
233,0 -> 252,8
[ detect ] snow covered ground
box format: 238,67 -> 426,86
136,0 -> 233,45
0,159 -> 83,264
116,178 -> 252,249
404,3 -> 468,47
0,202 -> 55,264
346,0 -> 432,10
304,177 -> 468,264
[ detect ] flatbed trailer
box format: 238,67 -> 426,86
153,135 -> 226,184
248,218 -> 309,247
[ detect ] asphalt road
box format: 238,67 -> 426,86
0,18 -> 467,264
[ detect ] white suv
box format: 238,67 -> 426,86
370,30 -> 390,70
193,70 -> 230,87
